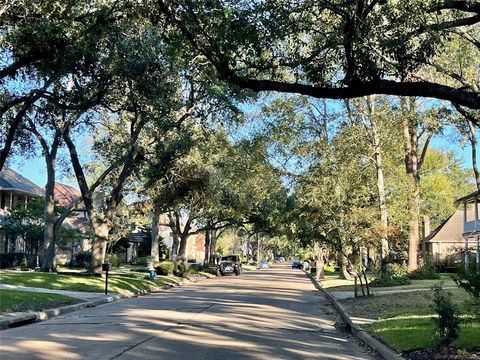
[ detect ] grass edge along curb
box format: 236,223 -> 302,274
0,272 -> 214,330
305,272 -> 404,360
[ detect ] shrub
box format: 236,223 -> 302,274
186,264 -> 203,274
324,265 -> 335,273
72,251 -> 92,268
454,262 -> 480,317
409,258 -> 440,280
106,254 -> 121,268
432,284 -> 460,346
154,261 -> 174,276
370,263 -> 411,287
130,257 -> 148,266
175,261 -> 187,277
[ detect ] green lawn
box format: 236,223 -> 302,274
0,270 -> 185,295
339,288 -> 480,351
367,316 -> 480,351
320,272 -> 456,293
0,289 -> 81,313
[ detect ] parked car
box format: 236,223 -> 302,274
258,260 -> 269,269
217,255 -> 242,276
291,260 -> 302,269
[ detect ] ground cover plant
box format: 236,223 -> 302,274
0,289 -> 81,313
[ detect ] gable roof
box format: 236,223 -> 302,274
0,167 -> 45,197
54,182 -> 83,207
425,210 -> 463,243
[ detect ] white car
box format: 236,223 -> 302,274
258,260 -> 269,269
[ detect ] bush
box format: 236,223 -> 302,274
432,284 -> 460,346
106,254 -> 121,268
154,261 -> 174,276
186,264 -> 203,274
454,262 -> 480,317
20,257 -> 29,270
175,261 -> 187,277
409,258 -> 440,280
324,265 -> 335,273
130,257 -> 148,266
72,251 -> 92,268
370,263 -> 412,287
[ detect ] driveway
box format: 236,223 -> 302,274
0,264 -> 374,359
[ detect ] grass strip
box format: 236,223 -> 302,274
0,289 -> 81,313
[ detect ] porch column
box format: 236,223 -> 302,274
475,199 -> 479,232
465,237 -> 469,268
9,192 -> 13,209
477,236 -> 479,265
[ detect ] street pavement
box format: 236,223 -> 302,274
0,264 -> 374,360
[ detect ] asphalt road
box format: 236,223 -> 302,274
0,264 -> 374,360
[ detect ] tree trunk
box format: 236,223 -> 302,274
177,234 -> 188,259
402,98 -> 421,271
371,116 -> 389,265
338,253 -> 351,280
313,240 -> 324,280
41,154 -> 56,271
408,174 -> 421,271
209,229 -> 217,265
150,204 -> 161,262
468,120 -> 480,190
90,219 -> 109,274
204,228 -> 210,264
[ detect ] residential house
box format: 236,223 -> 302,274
0,167 -> 45,266
53,182 -> 91,264
456,190 -> 480,263
425,210 -> 464,259
425,190 -> 480,264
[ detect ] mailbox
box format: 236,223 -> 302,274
102,262 -> 111,272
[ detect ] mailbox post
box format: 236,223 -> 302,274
102,262 -> 111,295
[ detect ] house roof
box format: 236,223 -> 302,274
54,182 -> 83,208
425,209 -> 463,243
455,190 -> 480,205
0,167 -> 45,197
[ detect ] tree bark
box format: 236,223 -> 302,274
41,153 -> 57,272
209,229 -> 217,265
90,220 -> 109,274
150,204 -> 161,262
367,97 -> 389,265
313,240 -> 324,280
338,252 -> 351,280
204,227 -> 211,264
467,119 -> 480,190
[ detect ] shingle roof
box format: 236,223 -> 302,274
0,167 -> 45,197
54,182 -> 83,208
425,210 -> 463,243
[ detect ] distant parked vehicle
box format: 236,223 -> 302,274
276,257 -> 285,262
258,260 -> 269,269
217,255 -> 242,276
291,260 -> 302,269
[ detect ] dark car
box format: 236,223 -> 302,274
217,255 -> 242,276
291,260 -> 302,269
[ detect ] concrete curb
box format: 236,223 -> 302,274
306,272 -> 404,360
0,272 -> 215,330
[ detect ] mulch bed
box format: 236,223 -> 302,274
404,347 -> 480,359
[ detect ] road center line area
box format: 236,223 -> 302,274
0,265 -> 374,360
